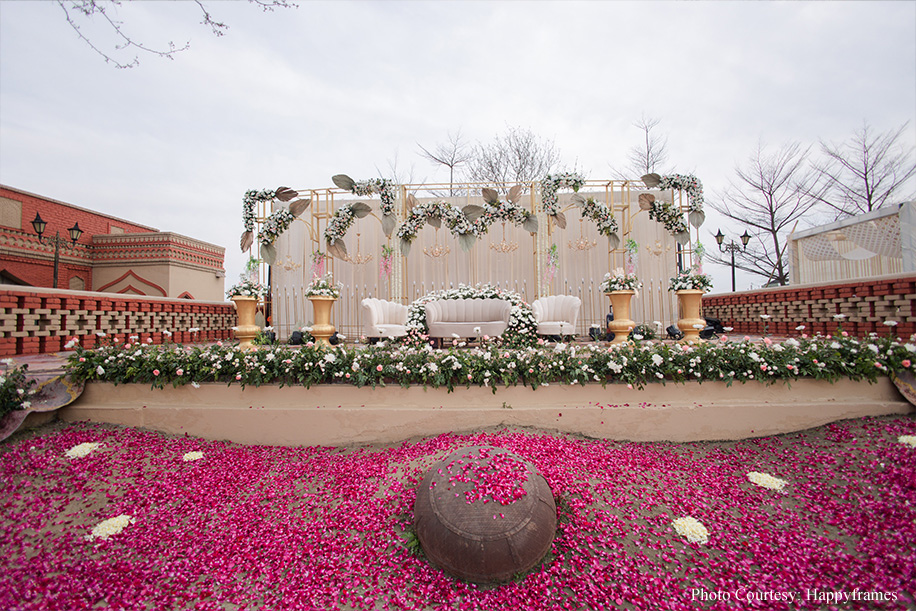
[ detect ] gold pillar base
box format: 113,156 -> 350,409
309,296 -> 337,346
676,289 -> 706,343
607,290 -> 636,345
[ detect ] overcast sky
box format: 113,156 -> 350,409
1,0 -> 914,292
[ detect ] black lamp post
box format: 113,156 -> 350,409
714,228 -> 751,292
31,213 -> 83,289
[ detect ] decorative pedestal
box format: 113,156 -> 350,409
231,296 -> 260,351
607,290 -> 636,345
676,289 -> 706,343
309,296 -> 337,346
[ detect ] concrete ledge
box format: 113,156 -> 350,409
59,378 -> 914,446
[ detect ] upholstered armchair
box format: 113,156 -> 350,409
361,298 -> 409,339
532,295 -> 581,337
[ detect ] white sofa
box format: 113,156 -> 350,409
361,298 -> 409,338
424,298 -> 512,339
532,295 -> 581,337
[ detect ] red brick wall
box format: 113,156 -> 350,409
702,275 -> 916,338
0,287 -> 235,356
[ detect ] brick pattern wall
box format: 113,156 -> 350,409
0,287 -> 235,356
702,275 -> 916,338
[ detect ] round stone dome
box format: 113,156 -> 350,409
413,446 -> 557,583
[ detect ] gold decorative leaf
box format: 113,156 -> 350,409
607,233 -> 621,250
275,187 -> 297,202
507,184 -> 522,204
332,174 -> 356,191
260,243 -> 277,265
351,202 -> 372,218
688,210 -> 706,228
458,233 -> 476,252
381,213 -> 396,238
326,239 -> 349,260
289,198 -> 311,217
240,231 -> 253,252
462,205 -> 485,222
554,211 -> 567,229
522,216 -> 539,233
481,188 -> 499,204
399,238 -> 412,257
641,173 -> 661,188
638,193 -> 656,210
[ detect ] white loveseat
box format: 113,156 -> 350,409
532,295 -> 581,337
361,298 -> 409,339
424,298 -> 512,339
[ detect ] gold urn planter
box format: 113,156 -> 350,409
308,296 -> 337,346
676,289 -> 706,343
231,296 -> 260,351
606,290 -> 636,345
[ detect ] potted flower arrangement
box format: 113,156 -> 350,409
601,268 -> 641,345
305,273 -> 342,345
226,278 -> 268,351
669,270 -> 712,342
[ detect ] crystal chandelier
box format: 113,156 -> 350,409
489,222 -> 518,254
424,228 -> 451,258
344,232 -> 373,265
568,219 -> 596,251
281,255 -> 301,271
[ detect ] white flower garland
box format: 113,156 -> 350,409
657,173 -> 704,216
65,442 -> 101,459
351,178 -> 397,217
898,435 -> 916,448
397,201 -> 478,250
242,189 -> 275,233
648,199 -> 689,236
540,172 -> 586,216
324,203 -> 359,247
405,284 -> 538,341
87,515 -> 135,541
580,197 -> 619,239
258,208 -> 296,247
182,451 -> 204,462
472,200 -> 536,234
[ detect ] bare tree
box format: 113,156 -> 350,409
418,130 -> 473,195
56,0 -> 296,68
709,142 -> 826,286
609,114 -> 671,180
376,148 -> 422,187
466,126 -> 562,189
811,121 -> 916,218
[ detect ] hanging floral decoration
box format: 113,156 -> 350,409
396,201 -> 478,256
405,284 -> 538,346
239,187 -> 310,264
642,172 -> 706,231
379,245 -> 395,279
540,172 -> 586,229
647,198 -> 690,240
311,251 -> 328,278
470,186 -> 539,235
543,243 -> 559,285
625,238 -> 639,275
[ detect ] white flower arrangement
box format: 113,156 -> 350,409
65,442 -> 101,459
600,268 -> 641,293
672,516 -> 709,544
226,279 -> 268,299
257,208 -> 296,247
182,451 -> 204,462
305,272 -> 342,299
669,270 -> 713,292
540,172 -> 586,216
405,284 -> 538,344
87,515 -> 135,541
323,203 -> 360,249
397,200 -> 478,253
747,471 -> 788,491
898,435 -> 916,448
472,200 -> 537,235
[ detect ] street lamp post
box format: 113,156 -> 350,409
714,229 -> 751,292
30,213 -> 83,289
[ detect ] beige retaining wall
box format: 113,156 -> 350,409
60,379 -> 914,446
